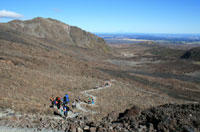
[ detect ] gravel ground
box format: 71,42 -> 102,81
0,126 -> 63,132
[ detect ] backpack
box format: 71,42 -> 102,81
64,94 -> 70,103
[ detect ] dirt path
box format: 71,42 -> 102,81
74,84 -> 111,114
67,79 -> 198,117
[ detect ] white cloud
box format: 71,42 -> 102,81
0,10 -> 23,18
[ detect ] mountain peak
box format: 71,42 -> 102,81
0,17 -> 109,52
28,17 -> 66,25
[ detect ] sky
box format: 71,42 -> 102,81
0,0 -> 200,34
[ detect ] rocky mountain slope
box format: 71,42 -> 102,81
0,17 -> 113,115
1,103 -> 199,132
0,17 -> 109,52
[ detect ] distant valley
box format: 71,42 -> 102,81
97,33 -> 200,45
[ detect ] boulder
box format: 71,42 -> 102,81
90,127 -> 97,132
84,125 -> 90,131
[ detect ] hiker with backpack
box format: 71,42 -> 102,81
92,97 -> 95,104
61,94 -> 70,117
49,94 -> 70,117
50,96 -> 61,108
88,97 -> 95,104
63,104 -> 70,117
62,94 -> 70,105
55,96 -> 62,109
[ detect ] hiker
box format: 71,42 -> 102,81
88,97 -> 92,104
63,94 -> 70,105
91,97 -> 95,104
63,104 -> 70,117
72,100 -> 76,109
88,97 -> 94,104
55,96 -> 62,109
50,97 -> 55,107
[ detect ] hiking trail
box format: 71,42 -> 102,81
76,84 -> 111,113
69,82 -> 112,116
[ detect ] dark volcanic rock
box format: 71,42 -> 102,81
118,105 -> 141,120
1,103 -> 199,132
139,103 -> 200,132
102,111 -> 119,123
100,103 -> 200,132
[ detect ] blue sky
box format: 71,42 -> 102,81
0,0 -> 200,34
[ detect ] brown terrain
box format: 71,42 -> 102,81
0,17 -> 200,131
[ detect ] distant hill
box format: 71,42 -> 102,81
181,47 -> 200,61
0,17 -> 109,52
